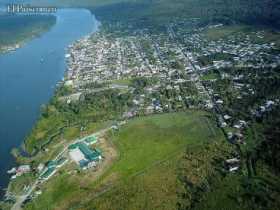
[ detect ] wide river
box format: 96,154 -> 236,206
0,9 -> 99,198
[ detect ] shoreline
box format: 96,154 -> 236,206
0,9 -> 99,205
0,14 -> 57,55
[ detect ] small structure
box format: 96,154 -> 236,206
68,142 -> 102,170
37,163 -> 45,173
40,161 -> 56,181
56,157 -> 68,168
39,157 -> 68,181
84,135 -> 98,145
225,158 -> 240,172
40,167 -> 56,181
224,115 -> 231,120
13,165 -> 31,177
17,165 -> 31,173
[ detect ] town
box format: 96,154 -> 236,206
3,19 -> 280,209
64,19 -> 280,148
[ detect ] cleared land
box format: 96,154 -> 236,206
24,111 -> 227,210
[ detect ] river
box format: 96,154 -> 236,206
0,9 -> 99,198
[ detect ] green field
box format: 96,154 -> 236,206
103,111 -> 220,179
201,72 -> 220,81
110,78 -> 132,86
204,25 -> 251,41
24,111 -> 227,210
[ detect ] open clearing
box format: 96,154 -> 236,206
24,111 -> 225,210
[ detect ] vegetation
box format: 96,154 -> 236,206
102,111 -> 221,179
23,111 -> 228,210
8,174 -> 36,195
201,71 -> 219,81
22,111 -> 279,210
23,86 -> 132,154
0,14 -> 56,53
29,0 -> 280,29
204,25 -> 251,40
3,1 -> 280,209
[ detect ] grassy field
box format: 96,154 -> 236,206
102,111 -> 220,180
201,72 -> 219,81
202,24 -> 280,48
110,78 -> 132,86
203,25 -> 251,41
24,111 -> 227,210
84,155 -> 184,210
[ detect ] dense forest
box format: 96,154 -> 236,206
0,14 -> 56,48
25,0 -> 280,28
84,0 -> 280,28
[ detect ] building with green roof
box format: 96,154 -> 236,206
84,135 -> 98,145
68,142 -> 102,169
40,167 -> 56,180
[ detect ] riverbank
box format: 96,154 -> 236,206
0,9 -> 99,204
2,4 -> 280,209
0,14 -> 56,54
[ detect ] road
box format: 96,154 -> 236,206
11,180 -> 38,210
11,126 -> 114,210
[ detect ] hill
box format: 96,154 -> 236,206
28,0 -> 280,28
0,14 -> 56,53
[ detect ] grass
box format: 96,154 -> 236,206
201,72 -> 219,81
204,25 -> 251,41
8,174 -> 36,195
24,113 -> 66,154
192,160 -> 280,210
84,154 -> 184,210
110,78 -> 132,86
63,126 -> 80,140
106,111 -> 219,179
24,111 -> 225,210
25,173 -> 81,210
251,30 -> 280,48
193,173 -> 247,210
81,112 -> 228,210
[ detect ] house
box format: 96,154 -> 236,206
16,165 -> 31,176
224,115 -> 231,120
216,99 -> 223,104
225,158 -> 240,164
229,166 -> 239,172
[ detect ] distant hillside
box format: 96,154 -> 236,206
26,0 -> 280,28
91,0 -> 280,28
0,14 -> 56,53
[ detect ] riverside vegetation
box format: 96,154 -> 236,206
1,0 -> 280,209
0,14 -> 56,53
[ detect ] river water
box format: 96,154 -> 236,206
0,9 -> 99,198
